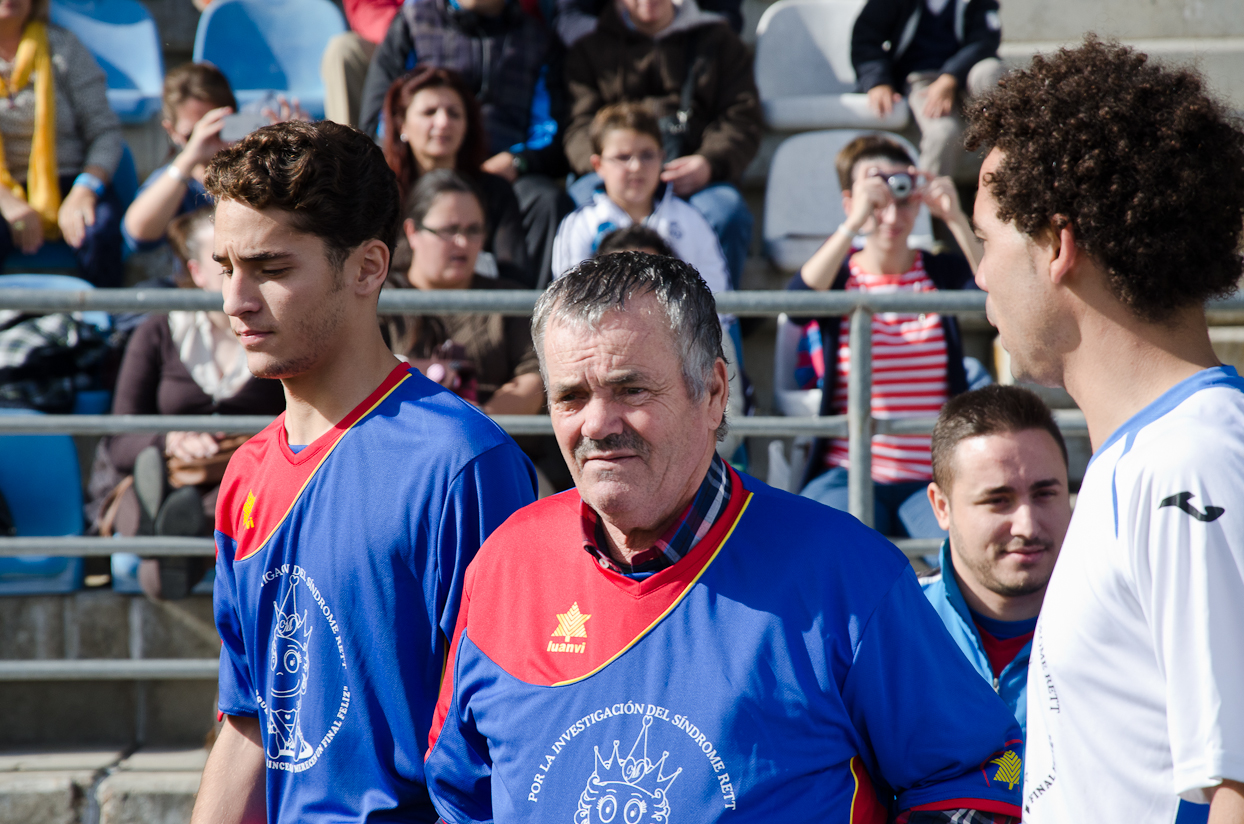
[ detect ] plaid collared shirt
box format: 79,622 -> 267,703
581,454 -> 733,576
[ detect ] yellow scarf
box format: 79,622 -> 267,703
0,21 -> 58,239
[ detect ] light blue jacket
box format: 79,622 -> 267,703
920,540 -> 1030,735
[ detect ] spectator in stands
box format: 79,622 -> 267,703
320,0 -> 402,127
382,67 -> 530,282
88,207 -> 285,600
594,223 -> 672,257
387,169 -> 569,492
390,170 -> 544,415
0,0 -> 124,286
543,0 -> 743,49
790,133 -> 984,538
552,103 -> 729,296
922,385 -> 1071,735
852,0 -> 1004,178
563,0 -> 761,289
122,63 -> 232,255
123,63 -> 307,255
358,0 -> 573,287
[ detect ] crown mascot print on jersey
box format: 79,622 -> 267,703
257,563 -> 351,772
575,715 -> 682,824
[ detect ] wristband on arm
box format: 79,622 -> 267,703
72,172 -> 106,197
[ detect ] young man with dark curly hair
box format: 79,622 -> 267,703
965,36 -> 1244,823
189,120 -> 536,823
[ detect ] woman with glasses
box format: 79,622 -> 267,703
385,170 -> 567,494
382,66 -> 531,285
387,169 -> 543,416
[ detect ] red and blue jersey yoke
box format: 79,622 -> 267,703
426,467 -> 1024,823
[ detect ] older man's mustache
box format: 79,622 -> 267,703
573,430 -> 649,463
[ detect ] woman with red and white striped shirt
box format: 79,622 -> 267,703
789,134 -> 986,538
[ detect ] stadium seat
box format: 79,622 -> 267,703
2,143 -> 141,273
193,0 -> 347,120
763,129 -> 932,272
0,409 -> 85,594
50,0 -> 164,124
754,0 -> 909,132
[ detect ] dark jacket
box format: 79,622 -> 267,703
542,0 -> 743,47
563,0 -> 762,183
359,0 -> 569,177
851,0 -> 1001,92
786,251 -> 974,487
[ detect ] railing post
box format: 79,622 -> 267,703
847,305 -> 874,527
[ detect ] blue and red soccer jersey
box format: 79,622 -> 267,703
426,467 -> 1024,822
214,364 -> 536,822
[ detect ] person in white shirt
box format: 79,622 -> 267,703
552,102 -> 731,297
965,36 -> 1244,823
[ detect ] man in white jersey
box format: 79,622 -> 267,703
963,36 -> 1244,823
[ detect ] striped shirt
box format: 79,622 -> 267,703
825,252 -> 949,482
580,454 -> 732,576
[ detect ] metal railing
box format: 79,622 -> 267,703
0,288 -> 1240,683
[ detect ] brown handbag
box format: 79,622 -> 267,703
165,434 -> 251,488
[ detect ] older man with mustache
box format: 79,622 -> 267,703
423,251 -> 1028,824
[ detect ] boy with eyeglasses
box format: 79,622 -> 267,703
551,102 -> 731,298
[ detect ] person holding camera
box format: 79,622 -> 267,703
123,63 -> 306,254
788,133 -> 984,538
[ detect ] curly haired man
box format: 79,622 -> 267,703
966,36 -> 1244,823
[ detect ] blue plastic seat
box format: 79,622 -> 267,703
50,0 -> 164,124
2,143 -> 140,273
0,409 -> 85,594
193,0 -> 346,120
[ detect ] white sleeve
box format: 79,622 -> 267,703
1128,430 -> 1244,802
668,202 -> 732,295
551,211 -> 592,280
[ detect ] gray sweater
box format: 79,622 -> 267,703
0,24 -> 122,181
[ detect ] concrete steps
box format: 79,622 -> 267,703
0,749 -> 204,824
0,592 -> 219,751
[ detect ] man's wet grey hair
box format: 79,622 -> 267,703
532,252 -> 729,441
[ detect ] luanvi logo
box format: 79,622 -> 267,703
1159,491 -> 1225,523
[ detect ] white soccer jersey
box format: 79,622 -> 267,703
1024,366 -> 1244,823
551,185 -> 732,296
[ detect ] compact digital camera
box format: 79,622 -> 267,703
870,170 -> 921,202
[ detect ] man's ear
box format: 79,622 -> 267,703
590,153 -> 603,175
353,238 -> 390,296
1047,215 -> 1079,285
927,481 -> 953,532
708,357 -> 729,430
402,218 -> 418,245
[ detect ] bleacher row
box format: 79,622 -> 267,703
32,0 -> 934,276
0,0 -> 950,598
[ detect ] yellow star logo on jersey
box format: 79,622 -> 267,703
242,490 -> 257,530
990,750 -> 1022,790
552,602 -> 590,643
